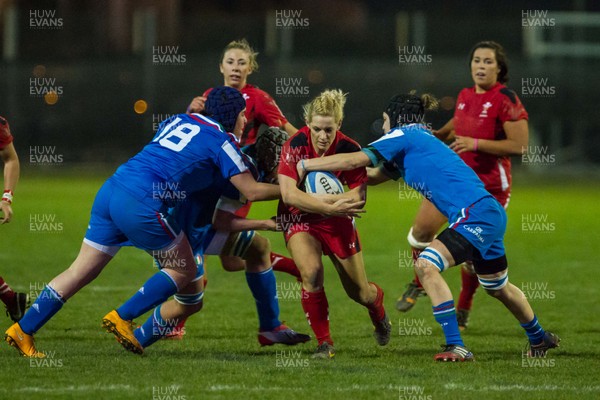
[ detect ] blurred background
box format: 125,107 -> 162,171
1,0 -> 599,174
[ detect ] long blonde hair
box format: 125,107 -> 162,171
221,39 -> 259,72
303,89 -> 347,124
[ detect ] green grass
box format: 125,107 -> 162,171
1,171 -> 599,400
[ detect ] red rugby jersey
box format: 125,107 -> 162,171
453,82 -> 528,194
277,126 -> 366,223
0,116 -> 14,149
203,84 -> 288,146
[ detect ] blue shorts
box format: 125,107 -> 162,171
85,179 -> 180,251
448,196 -> 506,260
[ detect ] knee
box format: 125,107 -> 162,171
349,284 -> 372,305
414,259 -> 439,281
244,236 -> 270,266
300,267 -> 322,291
174,292 -> 204,317
484,288 -> 504,298
478,271 -> 509,298
221,258 -> 245,272
409,226 -> 435,246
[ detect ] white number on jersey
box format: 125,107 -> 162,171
153,117 -> 200,152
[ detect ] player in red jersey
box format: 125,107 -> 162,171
186,38 -> 297,144
278,89 -> 391,359
396,41 -> 529,330
0,116 -> 29,322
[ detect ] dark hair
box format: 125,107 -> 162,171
385,90 -> 438,128
468,41 -> 509,84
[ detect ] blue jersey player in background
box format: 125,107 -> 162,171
5,87 -> 282,357
297,92 -> 559,362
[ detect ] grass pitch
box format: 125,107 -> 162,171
1,170 -> 599,400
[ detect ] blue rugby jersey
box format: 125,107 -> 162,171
110,113 -> 248,207
363,124 -> 492,221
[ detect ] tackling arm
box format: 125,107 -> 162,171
212,208 -> 276,232
367,166 -> 392,186
299,151 -> 372,176
229,172 -> 281,202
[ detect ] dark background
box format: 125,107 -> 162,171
1,0 -> 599,171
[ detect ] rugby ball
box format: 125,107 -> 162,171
304,171 -> 344,195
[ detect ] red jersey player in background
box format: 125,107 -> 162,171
0,116 -> 29,322
395,41 -> 529,330
186,38 -> 297,143
278,89 -> 391,359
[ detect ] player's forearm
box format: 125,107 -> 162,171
477,138 -> 526,156
434,118 -> 454,141
247,182 -> 280,202
302,152 -> 369,173
367,166 -> 391,186
3,157 -> 19,192
278,175 -> 334,215
281,187 -> 335,215
213,213 -> 273,232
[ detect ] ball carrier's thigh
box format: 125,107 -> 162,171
286,232 -> 325,291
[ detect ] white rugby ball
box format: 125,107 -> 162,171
304,171 -> 344,195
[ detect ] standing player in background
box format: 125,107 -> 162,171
4,87 -> 282,357
298,92 -> 559,361
186,38 -> 298,142
278,89 -> 391,359
0,116 -> 29,322
396,41 -> 529,331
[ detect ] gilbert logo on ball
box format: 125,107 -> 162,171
304,171 -> 344,195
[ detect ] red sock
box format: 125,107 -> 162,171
175,317 -> 187,330
0,276 -> 16,305
367,282 -> 385,322
301,288 -> 332,345
457,265 -> 479,310
270,252 -> 301,279
411,247 -> 424,288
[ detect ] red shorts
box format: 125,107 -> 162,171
283,216 -> 361,259
234,201 -> 252,218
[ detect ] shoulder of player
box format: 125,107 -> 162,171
334,131 -> 361,153
243,84 -> 277,101
494,84 -> 521,105
285,127 -> 310,150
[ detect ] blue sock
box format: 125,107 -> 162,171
433,300 -> 463,346
19,286 -> 65,335
117,271 -> 178,320
133,305 -> 180,348
245,268 -> 280,331
521,315 -> 545,344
